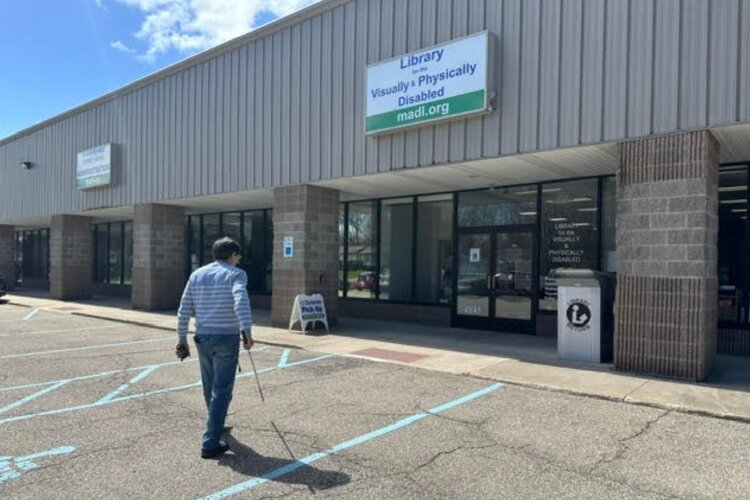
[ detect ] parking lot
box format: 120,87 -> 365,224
2,302 -> 750,499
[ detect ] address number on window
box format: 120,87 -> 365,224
462,305 -> 483,314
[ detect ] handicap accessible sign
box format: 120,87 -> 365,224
366,31 -> 492,134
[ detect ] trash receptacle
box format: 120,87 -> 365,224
553,269 -> 614,363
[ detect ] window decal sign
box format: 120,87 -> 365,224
469,248 -> 481,263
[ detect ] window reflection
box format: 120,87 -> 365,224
458,185 -> 537,227
380,198 -> 414,302
416,195 -> 454,304
186,210 -> 273,295
346,202 -> 378,299
539,179 -> 599,311
718,166 -> 749,323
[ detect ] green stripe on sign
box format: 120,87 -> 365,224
77,173 -> 110,189
366,89 -> 485,133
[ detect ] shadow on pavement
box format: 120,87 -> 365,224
217,433 -> 350,493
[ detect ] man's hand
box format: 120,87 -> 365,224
240,331 -> 254,351
175,342 -> 190,361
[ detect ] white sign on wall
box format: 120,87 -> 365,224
469,248 -> 481,263
366,31 -> 493,134
283,236 -> 294,258
77,144 -> 115,189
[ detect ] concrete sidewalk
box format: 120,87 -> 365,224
4,292 -> 750,423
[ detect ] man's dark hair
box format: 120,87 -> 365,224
212,237 -> 241,261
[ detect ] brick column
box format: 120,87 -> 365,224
0,225 -> 16,291
132,204 -> 186,310
615,130 -> 719,381
50,215 -> 92,300
272,185 -> 340,328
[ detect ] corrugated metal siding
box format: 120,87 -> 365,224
2,0 -> 750,223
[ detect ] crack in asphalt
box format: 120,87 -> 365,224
588,410 -> 672,472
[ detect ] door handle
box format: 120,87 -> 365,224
487,275 -> 493,291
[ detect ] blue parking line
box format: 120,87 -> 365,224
0,359 -> 199,393
0,325 -> 125,338
0,380 -> 71,415
96,365 -> 160,404
22,309 -> 39,321
200,382 -> 504,500
0,353 -> 334,427
278,348 -> 291,368
0,336 -> 174,359
0,346 -> 271,393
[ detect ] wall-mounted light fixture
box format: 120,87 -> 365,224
20,161 -> 32,170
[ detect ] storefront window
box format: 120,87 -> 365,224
346,201 -> 378,299
93,222 -> 132,285
39,229 -> 49,279
202,214 -> 221,263
718,166 -> 749,323
242,210 -> 270,294
416,194 -> 454,304
185,209 -> 273,295
15,229 -> 50,283
109,223 -> 123,284
380,198 -> 414,302
123,222 -> 133,284
339,207 -> 346,297
458,185 -> 538,227
601,177 -> 616,273
265,211 -> 273,294
15,232 -> 22,285
189,216 -> 201,271
95,225 -> 108,284
222,212 -> 241,243
539,179 -> 599,311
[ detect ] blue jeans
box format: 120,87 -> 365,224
194,334 -> 239,450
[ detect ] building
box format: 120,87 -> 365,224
2,0 -> 749,381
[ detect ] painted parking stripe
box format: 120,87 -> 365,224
0,353 -> 334,427
22,309 -> 39,321
200,382 -> 504,500
0,346 -> 270,393
97,365 -> 161,404
0,359 -> 199,393
0,380 -> 72,415
0,336 -> 174,359
278,348 -> 291,368
0,324 -> 125,338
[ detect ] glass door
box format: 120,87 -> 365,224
454,226 -> 537,333
455,233 -> 491,324
493,229 -> 535,333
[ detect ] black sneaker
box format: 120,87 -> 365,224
201,442 -> 230,459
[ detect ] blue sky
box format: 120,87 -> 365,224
0,0 -> 318,140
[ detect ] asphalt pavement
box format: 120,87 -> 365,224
1,304 -> 749,499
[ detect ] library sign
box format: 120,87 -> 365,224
366,32 -> 492,134
77,144 -> 116,189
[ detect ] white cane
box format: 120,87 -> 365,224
246,348 -> 265,403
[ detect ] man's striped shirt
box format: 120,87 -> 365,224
177,261 -> 252,342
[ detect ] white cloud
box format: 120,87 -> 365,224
113,0 -> 321,63
111,40 -> 136,53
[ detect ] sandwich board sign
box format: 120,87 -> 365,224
288,293 -> 329,334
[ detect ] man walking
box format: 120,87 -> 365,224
175,237 -> 254,459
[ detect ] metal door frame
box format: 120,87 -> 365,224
452,224 -> 538,334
